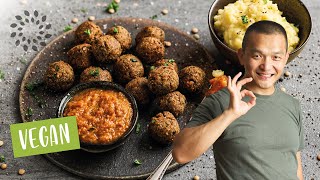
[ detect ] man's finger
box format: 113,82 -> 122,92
237,77 -> 253,89
241,90 -> 256,108
232,72 -> 242,86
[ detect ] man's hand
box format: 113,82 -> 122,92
227,72 -> 256,118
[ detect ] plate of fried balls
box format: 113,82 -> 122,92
19,17 -> 216,179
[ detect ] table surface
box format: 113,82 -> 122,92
0,0 -> 319,179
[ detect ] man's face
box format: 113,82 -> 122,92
238,31 -> 289,94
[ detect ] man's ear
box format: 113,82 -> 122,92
237,48 -> 244,66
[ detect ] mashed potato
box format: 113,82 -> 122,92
214,0 -> 299,52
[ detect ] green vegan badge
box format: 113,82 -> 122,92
10,116 -> 80,158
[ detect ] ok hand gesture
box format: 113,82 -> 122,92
227,72 -> 256,118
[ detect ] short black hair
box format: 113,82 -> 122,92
242,20 -> 288,52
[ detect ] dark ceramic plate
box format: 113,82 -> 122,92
57,81 -> 139,153
19,17 -> 216,179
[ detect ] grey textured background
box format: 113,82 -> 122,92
0,0 -> 319,179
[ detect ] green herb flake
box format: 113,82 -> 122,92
0,70 -> 4,80
263,0 -> 268,4
151,119 -> 156,123
84,29 -> 91,36
164,63 -> 169,66
168,59 -> 175,63
134,159 -> 142,165
26,107 -> 33,117
106,1 -> 119,12
131,58 -> 137,62
20,58 -> 28,65
80,8 -> 87,13
89,69 -> 100,77
54,65 -> 60,71
135,123 -> 141,134
0,155 -> 5,163
113,27 -> 119,34
25,82 -> 39,92
63,25 -> 72,32
150,15 -> 158,20
150,66 -> 155,70
241,15 -> 248,24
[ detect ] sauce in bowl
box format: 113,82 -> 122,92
63,88 -> 133,145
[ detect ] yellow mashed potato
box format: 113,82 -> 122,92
214,0 -> 299,52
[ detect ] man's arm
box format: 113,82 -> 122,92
172,72 -> 256,164
296,151 -> 304,180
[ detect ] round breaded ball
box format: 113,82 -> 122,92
179,66 -> 206,93
80,66 -> 112,83
135,37 -> 165,64
136,26 -> 165,44
75,21 -> 103,44
67,43 -> 93,71
148,111 -> 180,144
125,77 -> 152,105
148,66 -> 179,95
45,61 -> 74,91
92,35 -> 122,63
106,26 -> 132,51
157,91 -> 186,117
153,59 -> 178,73
114,54 -> 144,83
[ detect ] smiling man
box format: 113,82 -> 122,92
172,20 -> 304,180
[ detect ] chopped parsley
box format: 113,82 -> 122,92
89,69 -> 100,77
263,0 -> 268,4
168,59 -> 175,63
164,63 -> 168,66
0,155 -> 5,163
150,15 -> 158,20
63,25 -> 72,32
0,70 -> 4,80
133,159 -> 142,165
106,1 -> 119,12
151,119 -> 156,123
150,66 -> 155,70
26,107 -> 33,117
84,29 -> 91,35
135,122 -> 141,134
54,65 -> 60,71
241,15 -> 248,24
80,8 -> 87,13
19,58 -> 28,65
25,82 -> 41,92
113,27 -> 119,34
131,58 -> 137,62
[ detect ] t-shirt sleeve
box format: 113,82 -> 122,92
185,90 -> 226,128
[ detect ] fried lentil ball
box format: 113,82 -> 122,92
125,77 -> 152,105
148,111 -> 180,144
179,66 -> 206,93
67,43 -> 93,71
135,37 -> 165,64
113,54 -> 144,83
80,66 -> 112,83
148,66 -> 179,95
106,26 -> 132,51
153,59 -> 178,73
157,91 -> 186,117
75,21 -> 103,44
136,26 -> 165,44
92,35 -> 122,64
45,61 -> 75,91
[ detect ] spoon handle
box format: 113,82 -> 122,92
146,150 -> 173,180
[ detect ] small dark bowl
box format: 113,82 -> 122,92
57,81 -> 138,153
208,0 -> 312,64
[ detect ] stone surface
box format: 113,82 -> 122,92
0,0 -> 319,179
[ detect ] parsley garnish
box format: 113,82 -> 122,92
150,66 -> 155,70
80,8 -> 87,13
113,27 -> 119,34
25,82 -> 41,92
135,123 -> 141,134
89,69 -> 99,77
263,0 -> 268,4
134,159 -> 142,165
168,59 -> 175,63
241,15 -> 248,24
20,58 -> 27,65
0,155 -> 5,163
0,70 -> 4,80
84,29 -> 91,35
164,63 -> 168,66
131,58 -> 137,62
151,119 -> 156,123
150,15 -> 158,20
106,1 -> 119,12
55,65 -> 60,71
26,107 -> 33,117
64,25 -> 72,32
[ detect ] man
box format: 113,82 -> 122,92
172,20 -> 304,180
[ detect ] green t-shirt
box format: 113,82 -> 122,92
187,88 -> 304,180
